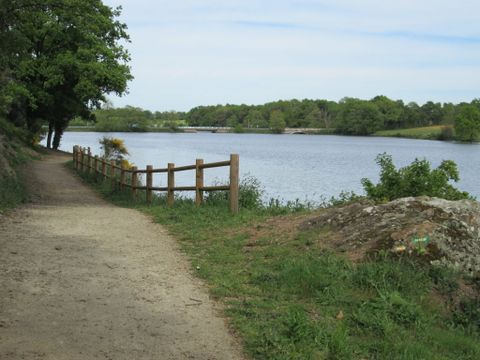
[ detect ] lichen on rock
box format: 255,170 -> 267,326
300,196 -> 480,274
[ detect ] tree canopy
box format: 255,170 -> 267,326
454,104 -> 480,142
0,0 -> 132,148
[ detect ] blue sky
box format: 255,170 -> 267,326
103,0 -> 480,111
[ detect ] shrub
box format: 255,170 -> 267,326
205,175 -> 264,209
99,136 -> 129,163
438,126 -> 454,141
361,153 -> 471,202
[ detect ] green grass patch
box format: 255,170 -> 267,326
0,173 -> 28,212
374,126 -> 451,140
0,120 -> 39,212
74,166 -> 480,359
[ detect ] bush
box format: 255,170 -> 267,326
361,153 -> 471,202
99,136 -> 129,163
205,175 -> 264,209
438,126 -> 454,141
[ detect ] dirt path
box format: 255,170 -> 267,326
0,151 -> 244,360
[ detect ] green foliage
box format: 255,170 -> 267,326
269,110 -> 286,134
327,191 -> 362,207
455,105 -> 480,142
164,120 -> 180,132
336,98 -> 383,135
99,136 -> 129,162
75,166 -> 480,359
94,106 -> 149,132
0,127 -> 35,212
1,0 -> 132,148
362,153 -> 471,201
0,173 -> 28,212
438,125 -> 455,141
244,109 -> 268,128
182,97 -> 480,140
205,175 -> 265,209
454,297 -> 480,334
375,125 -> 449,140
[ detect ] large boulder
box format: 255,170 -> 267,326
301,197 -> 480,274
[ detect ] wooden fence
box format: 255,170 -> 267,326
72,145 -> 239,213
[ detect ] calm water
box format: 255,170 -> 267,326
49,132 -> 480,202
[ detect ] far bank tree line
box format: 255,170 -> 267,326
84,97 -> 480,141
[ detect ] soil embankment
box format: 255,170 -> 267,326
0,151 -> 243,359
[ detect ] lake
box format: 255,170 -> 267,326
49,132 -> 480,203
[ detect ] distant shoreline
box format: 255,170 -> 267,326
63,125 -> 459,142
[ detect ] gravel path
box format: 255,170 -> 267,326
0,151 -> 244,360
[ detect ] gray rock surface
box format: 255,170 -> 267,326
301,196 -> 480,274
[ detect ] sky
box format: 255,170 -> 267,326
103,0 -> 480,111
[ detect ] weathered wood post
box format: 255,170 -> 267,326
73,146 -> 78,170
80,148 -> 85,172
110,160 -> 116,188
120,164 -> 126,191
86,147 -> 92,174
131,166 -> 138,198
94,156 -> 98,176
167,163 -> 175,207
229,154 -> 239,214
146,165 -> 153,204
75,146 -> 80,170
101,158 -> 106,179
195,159 -> 204,207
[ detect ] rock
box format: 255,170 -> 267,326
300,196 -> 480,274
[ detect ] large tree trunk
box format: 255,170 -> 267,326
52,123 -> 64,150
46,122 -> 53,149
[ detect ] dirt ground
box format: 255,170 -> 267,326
0,151 -> 244,360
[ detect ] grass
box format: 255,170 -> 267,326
374,125 -> 452,140
74,167 -> 480,359
0,118 -> 38,212
0,174 -> 29,212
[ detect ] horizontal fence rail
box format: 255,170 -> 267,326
72,145 -> 239,213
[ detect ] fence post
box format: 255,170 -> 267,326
80,148 -> 85,172
146,165 -> 153,204
120,164 -> 126,191
73,146 -> 78,170
75,146 -> 80,170
101,158 -> 106,179
94,156 -> 98,176
229,154 -> 239,213
195,159 -> 204,207
86,148 -> 92,174
131,166 -> 138,198
110,160 -> 116,188
167,163 -> 175,207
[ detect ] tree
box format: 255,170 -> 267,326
362,153 -> 471,202
269,110 -> 286,134
336,98 -> 383,135
226,115 -> 239,128
305,106 -> 322,128
244,109 -> 267,128
94,106 -> 149,132
2,0 -> 132,148
455,105 -> 480,142
371,95 -> 404,129
420,101 -> 443,126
